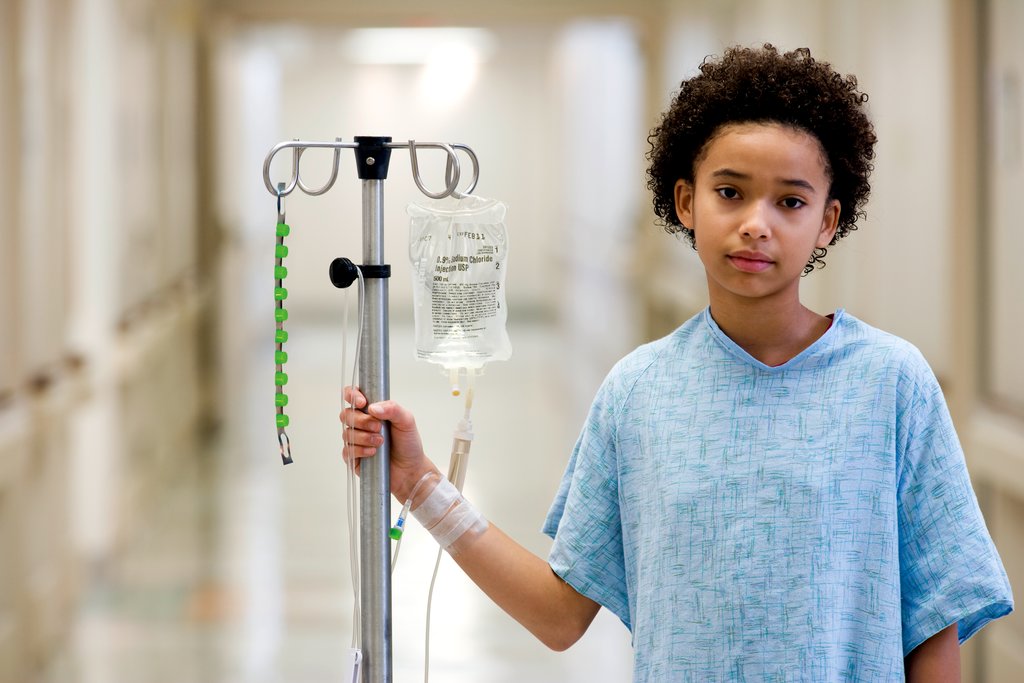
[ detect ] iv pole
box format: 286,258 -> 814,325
262,135 -> 479,683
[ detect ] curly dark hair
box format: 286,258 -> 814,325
647,44 -> 876,273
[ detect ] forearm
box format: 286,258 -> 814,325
342,397 -> 600,649
905,622 -> 960,682
450,522 -> 600,651
400,469 -> 598,650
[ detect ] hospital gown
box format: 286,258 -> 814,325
543,308 -> 1013,682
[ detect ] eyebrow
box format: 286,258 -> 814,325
710,168 -> 818,194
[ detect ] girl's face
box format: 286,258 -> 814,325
674,122 -> 840,309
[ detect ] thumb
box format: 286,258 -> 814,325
367,400 -> 416,430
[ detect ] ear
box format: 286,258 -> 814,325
674,180 -> 695,229
816,199 -> 841,248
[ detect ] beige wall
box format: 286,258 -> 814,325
967,0 -> 1024,675
0,0 -> 20,401
984,0 -> 1024,413
4,0 -> 79,677
19,0 -> 72,381
0,3 -> 24,674
0,0 -> 211,677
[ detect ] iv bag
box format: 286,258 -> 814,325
408,195 -> 511,369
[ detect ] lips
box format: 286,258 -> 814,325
727,251 -> 774,273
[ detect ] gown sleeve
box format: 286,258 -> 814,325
543,369 -> 631,629
895,353 -> 1014,655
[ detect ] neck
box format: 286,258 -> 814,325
708,291 -> 831,367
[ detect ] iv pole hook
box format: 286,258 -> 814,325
447,144 -> 480,199
408,140 -> 461,200
296,140 -> 343,196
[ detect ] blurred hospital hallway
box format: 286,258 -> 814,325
3,0 -> 1024,681
35,308 -> 635,683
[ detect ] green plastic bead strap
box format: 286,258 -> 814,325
276,213 -> 291,441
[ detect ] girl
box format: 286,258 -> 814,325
342,45 -> 1012,681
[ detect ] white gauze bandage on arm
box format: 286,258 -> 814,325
408,471 -> 488,555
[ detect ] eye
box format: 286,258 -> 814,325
716,187 -> 740,200
780,196 -> 806,209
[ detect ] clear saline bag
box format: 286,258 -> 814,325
408,195 -> 511,370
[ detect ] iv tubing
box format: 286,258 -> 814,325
391,471 -> 434,573
343,266 -> 367,648
423,371 -> 476,682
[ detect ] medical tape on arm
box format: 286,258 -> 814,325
408,471 -> 488,555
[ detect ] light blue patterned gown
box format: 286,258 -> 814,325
543,308 -> 1013,682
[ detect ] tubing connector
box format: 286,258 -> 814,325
452,417 -> 474,443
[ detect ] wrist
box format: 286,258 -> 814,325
408,472 -> 488,556
393,463 -> 440,503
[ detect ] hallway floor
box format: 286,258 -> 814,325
40,314 -> 634,683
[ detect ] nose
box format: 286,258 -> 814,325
739,201 -> 772,240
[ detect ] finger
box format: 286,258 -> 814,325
339,406 -> 383,431
342,427 -> 385,449
342,443 -> 376,463
340,450 -> 362,475
343,385 -> 367,409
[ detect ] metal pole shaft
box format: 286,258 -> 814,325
359,178 -> 392,683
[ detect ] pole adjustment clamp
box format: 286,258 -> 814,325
330,257 -> 391,288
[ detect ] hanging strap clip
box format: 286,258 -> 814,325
278,430 -> 293,465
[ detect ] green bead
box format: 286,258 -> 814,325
275,393 -> 289,407
275,244 -> 289,258
274,287 -> 288,301
274,266 -> 288,279
276,413 -> 290,428
275,308 -> 289,322
275,372 -> 288,386
389,527 -> 404,541
276,222 -> 291,237
275,350 -> 288,364
275,329 -> 289,344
